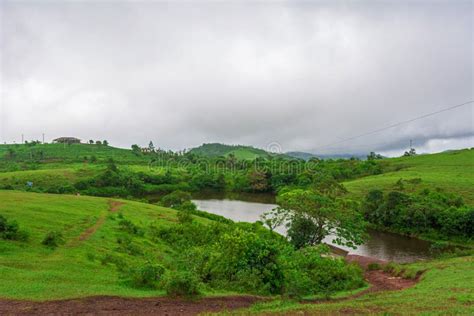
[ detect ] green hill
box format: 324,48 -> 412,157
343,149 -> 474,204
0,191 -> 189,300
189,143 -> 274,160
0,143 -> 148,166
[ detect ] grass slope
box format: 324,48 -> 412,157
0,143 -> 148,165
234,255 -> 474,315
0,190 -> 208,300
344,149 -> 474,204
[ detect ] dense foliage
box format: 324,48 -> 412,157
362,188 -> 473,240
151,219 -> 364,297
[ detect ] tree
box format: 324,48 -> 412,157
148,141 -> 155,152
367,152 -> 383,160
131,144 -> 142,156
275,189 -> 366,249
95,140 -> 102,145
403,148 -> 417,157
89,140 -> 94,144
260,207 -> 287,232
103,140 -> 109,146
248,170 -> 269,192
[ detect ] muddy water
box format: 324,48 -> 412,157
191,192 -> 434,263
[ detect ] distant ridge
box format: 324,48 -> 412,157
188,143 -> 291,160
286,151 -> 367,160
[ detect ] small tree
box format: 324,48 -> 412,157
148,141 -> 155,152
89,140 -> 94,144
96,140 -> 102,145
276,189 -> 366,249
131,144 -> 141,154
260,207 -> 287,232
103,140 -> 109,146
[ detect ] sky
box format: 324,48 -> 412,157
1,0 -> 473,157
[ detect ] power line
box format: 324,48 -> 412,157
313,100 -> 473,151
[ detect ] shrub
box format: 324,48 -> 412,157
41,231 -> 64,248
129,263 -> 166,289
177,211 -> 193,224
116,235 -> 143,256
118,218 -> 144,236
164,271 -> 200,297
161,190 -> 191,209
281,247 -> 365,298
367,263 -> 381,271
0,215 -> 29,241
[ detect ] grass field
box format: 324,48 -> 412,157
344,149 -> 474,204
0,190 -> 211,300
0,143 -> 149,165
227,254 -> 474,315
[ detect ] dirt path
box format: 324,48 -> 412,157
0,255 -> 419,315
0,296 -> 262,316
346,254 -> 418,293
69,200 -> 124,246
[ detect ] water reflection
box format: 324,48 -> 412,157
192,193 -> 433,263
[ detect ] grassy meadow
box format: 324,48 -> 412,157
0,190 -> 195,300
344,149 -> 474,203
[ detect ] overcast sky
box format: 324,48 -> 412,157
1,0 -> 472,156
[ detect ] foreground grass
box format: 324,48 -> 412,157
0,190 -> 207,300
225,255 -> 474,315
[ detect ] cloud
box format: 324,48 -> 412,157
1,1 -> 472,156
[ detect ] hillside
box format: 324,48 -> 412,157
343,149 -> 474,204
189,143 -> 274,160
0,191 -> 192,300
0,143 -> 149,166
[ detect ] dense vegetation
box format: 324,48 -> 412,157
0,191 -> 363,300
362,188 -> 473,240
1,143 -> 473,245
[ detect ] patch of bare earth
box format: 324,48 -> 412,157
345,254 -> 418,293
108,200 -> 124,213
0,296 -> 263,316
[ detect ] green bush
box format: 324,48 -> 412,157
41,231 -> 64,248
0,215 -> 29,241
177,211 -> 193,224
129,263 -> 166,289
118,218 -> 144,236
367,263 -> 381,271
164,271 -> 200,297
281,246 -> 365,298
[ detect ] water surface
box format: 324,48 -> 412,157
192,192 -> 433,263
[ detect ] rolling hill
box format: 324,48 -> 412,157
343,148 -> 474,204
188,143 -> 272,159
0,191 -> 208,300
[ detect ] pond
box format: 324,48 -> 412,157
191,192 -> 434,263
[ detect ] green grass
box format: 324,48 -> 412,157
0,190 -> 211,300
344,149 -> 474,204
0,143 -> 150,165
225,255 -> 474,315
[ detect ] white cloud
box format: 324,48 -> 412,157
1,1 -> 472,154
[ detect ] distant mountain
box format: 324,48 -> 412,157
189,143 -> 292,160
286,151 -> 367,160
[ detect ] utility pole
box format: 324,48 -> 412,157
42,133 -> 45,144
21,134 -> 24,144
410,139 -> 413,149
